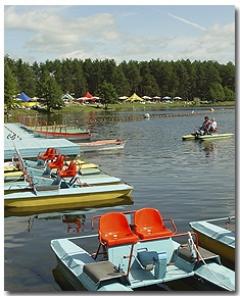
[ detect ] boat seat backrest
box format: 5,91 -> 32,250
48,154 -> 65,170
99,212 -> 138,247
39,148 -> 57,160
58,161 -> 77,178
134,208 -> 173,240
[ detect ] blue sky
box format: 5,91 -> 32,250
4,5 -> 235,64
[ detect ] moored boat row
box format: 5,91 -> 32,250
4,148 -> 133,215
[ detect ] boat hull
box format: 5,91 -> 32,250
182,134 -> 195,141
191,229 -> 234,268
33,130 -> 91,140
78,140 -> 125,152
182,133 -> 234,141
190,220 -> 235,268
5,188 -> 133,213
198,133 -> 234,141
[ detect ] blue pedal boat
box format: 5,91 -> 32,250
51,208 -> 235,291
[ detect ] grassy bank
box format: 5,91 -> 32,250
7,100 -> 235,122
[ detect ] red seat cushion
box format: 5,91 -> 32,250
101,231 -> 138,247
135,226 -> 173,240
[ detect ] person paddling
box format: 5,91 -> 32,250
196,116 -> 212,135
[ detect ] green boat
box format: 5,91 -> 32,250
182,133 -> 234,141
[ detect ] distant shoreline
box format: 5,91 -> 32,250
7,101 -> 235,121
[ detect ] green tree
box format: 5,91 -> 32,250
15,58 -> 36,97
209,82 -> 225,101
121,61 -> 141,94
223,86 -> 235,101
112,67 -> 130,96
4,63 -> 19,114
97,81 -> 118,109
37,70 -> 63,113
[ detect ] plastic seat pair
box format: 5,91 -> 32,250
99,208 -> 174,248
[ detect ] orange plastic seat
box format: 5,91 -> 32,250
38,148 -> 57,161
58,161 -> 77,178
134,208 -> 173,240
48,154 -> 65,170
99,212 -> 138,247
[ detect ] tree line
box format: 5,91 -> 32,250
4,55 -> 235,112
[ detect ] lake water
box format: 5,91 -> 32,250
4,107 -> 235,291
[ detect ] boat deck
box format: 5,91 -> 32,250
4,123 -> 80,160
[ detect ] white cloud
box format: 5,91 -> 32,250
5,7 -> 119,52
4,7 -> 234,64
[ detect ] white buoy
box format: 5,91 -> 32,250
144,113 -> 150,119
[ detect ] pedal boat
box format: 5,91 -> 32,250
5,148 -> 123,195
4,149 -> 133,213
190,216 -> 235,268
51,208 -> 235,291
182,133 -> 234,141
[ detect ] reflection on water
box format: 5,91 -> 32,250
200,141 -> 216,158
26,213 -> 87,234
62,214 -> 86,233
5,108 -> 235,292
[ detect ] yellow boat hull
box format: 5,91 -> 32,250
195,230 -> 235,268
5,189 -> 133,213
5,195 -> 133,217
4,170 -> 23,178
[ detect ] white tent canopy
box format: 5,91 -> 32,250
142,96 -> 153,100
119,96 -> 128,100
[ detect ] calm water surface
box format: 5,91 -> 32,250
4,108 -> 235,291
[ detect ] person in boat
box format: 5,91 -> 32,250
195,116 -> 212,135
208,117 -> 217,133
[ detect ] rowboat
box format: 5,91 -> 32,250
190,216 -> 235,268
26,125 -> 91,140
78,139 -> 125,153
51,208 -> 235,291
182,133 -> 234,141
